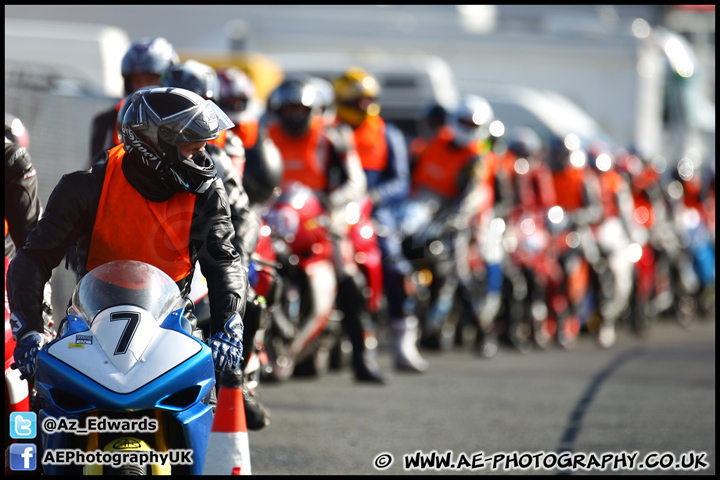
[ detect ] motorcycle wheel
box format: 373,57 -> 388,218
556,313 -> 580,350
294,345 -> 331,377
264,337 -> 295,382
105,464 -> 147,475
497,272 -> 533,354
420,300 -> 459,352
671,265 -> 698,330
533,314 -> 555,350
629,294 -> 654,336
329,338 -> 352,371
502,299 -> 533,354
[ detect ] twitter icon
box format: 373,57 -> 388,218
10,412 -> 36,439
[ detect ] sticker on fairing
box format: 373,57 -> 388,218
75,335 -> 93,345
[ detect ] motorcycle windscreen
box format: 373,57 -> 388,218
47,260 -> 202,393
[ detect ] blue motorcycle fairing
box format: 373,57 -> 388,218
36,306 -> 216,475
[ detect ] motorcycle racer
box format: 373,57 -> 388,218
89,37 -> 179,165
264,77 -> 388,383
8,88 -> 248,386
332,66 -> 428,373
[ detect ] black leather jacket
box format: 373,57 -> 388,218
7,150 -> 248,340
5,142 -> 42,259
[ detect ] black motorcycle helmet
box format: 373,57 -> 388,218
217,66 -> 256,115
267,77 -> 320,137
506,126 -> 543,160
242,137 -> 284,205
547,135 -> 572,173
120,87 -> 234,195
160,60 -> 220,103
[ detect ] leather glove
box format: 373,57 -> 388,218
12,331 -> 50,380
208,314 -> 244,372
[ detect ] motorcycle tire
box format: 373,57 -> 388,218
105,464 -> 147,475
502,285 -> 534,354
671,264 -> 698,330
329,339 -> 352,371
533,315 -> 555,350
556,314 -> 580,350
263,337 -> 295,382
629,294 -> 654,336
294,345 -> 331,377
420,299 -> 460,352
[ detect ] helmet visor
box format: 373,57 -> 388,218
157,99 -> 234,145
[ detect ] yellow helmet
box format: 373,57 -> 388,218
332,66 -> 381,127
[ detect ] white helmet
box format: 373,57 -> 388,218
449,94 -> 494,147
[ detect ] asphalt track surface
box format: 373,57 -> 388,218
247,314 -> 715,475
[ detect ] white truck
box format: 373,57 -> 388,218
445,22 -> 714,168
5,18 -> 130,98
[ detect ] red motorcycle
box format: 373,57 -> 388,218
344,197 -> 384,318
500,207 -> 567,351
545,206 -> 589,350
5,255 -> 30,448
260,182 -> 341,380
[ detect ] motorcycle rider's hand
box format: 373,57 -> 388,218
12,330 -> 50,380
208,314 -> 244,371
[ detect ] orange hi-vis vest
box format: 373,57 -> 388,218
232,119 -> 259,149
112,98 -> 126,147
552,166 -> 588,211
598,169 -> 625,219
208,130 -> 228,149
354,115 -> 388,172
86,144 -> 196,281
268,116 -> 328,190
412,126 -> 481,199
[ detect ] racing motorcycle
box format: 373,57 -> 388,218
499,207 -> 566,352
545,206 -> 589,350
396,194 -> 463,351
5,255 -> 30,449
260,182 -> 342,380
35,260 -> 216,475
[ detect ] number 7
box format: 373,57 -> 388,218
110,312 -> 140,355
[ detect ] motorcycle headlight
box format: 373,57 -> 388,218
264,207 -> 299,240
548,206 -> 564,224
626,242 -> 643,263
345,202 -> 361,225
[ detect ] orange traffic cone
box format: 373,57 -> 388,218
202,370 -> 252,475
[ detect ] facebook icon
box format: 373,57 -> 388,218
9,443 -> 37,471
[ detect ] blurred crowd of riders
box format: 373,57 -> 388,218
6,37 -> 715,434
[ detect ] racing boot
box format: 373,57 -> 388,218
391,315 -> 429,372
472,291 -> 501,359
347,323 -> 386,384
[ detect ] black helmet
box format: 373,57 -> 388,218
115,86 -> 156,142
160,60 -> 220,102
120,87 -> 234,194
121,37 -> 179,95
507,126 -> 543,159
267,78 -> 320,136
217,66 -> 256,114
242,138 -> 284,205
415,101 -> 448,138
